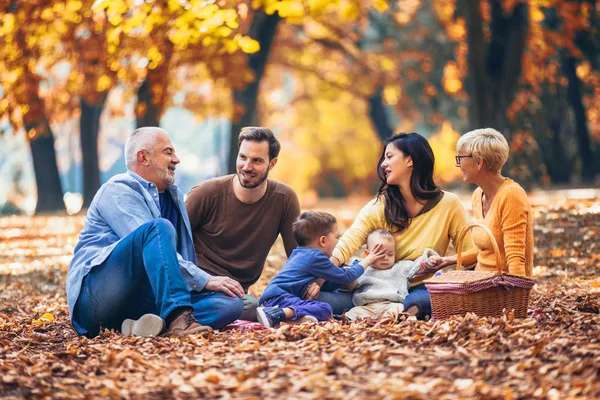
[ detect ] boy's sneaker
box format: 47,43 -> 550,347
121,313 -> 166,337
256,306 -> 287,328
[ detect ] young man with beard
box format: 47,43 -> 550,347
67,127 -> 244,338
185,127 -> 301,321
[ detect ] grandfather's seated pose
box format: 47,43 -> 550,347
185,127 -> 301,320
66,127 -> 244,337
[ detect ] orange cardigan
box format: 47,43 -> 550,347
471,179 -> 534,277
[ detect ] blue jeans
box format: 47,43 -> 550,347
318,290 -> 354,315
403,284 -> 431,320
263,294 -> 333,321
72,219 -> 243,336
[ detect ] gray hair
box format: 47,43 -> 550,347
456,128 -> 509,173
124,127 -> 167,169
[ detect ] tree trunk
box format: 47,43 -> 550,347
27,117 -> 65,214
228,10 -> 281,174
136,77 -> 161,128
561,54 -> 596,183
464,0 -> 490,129
543,117 -> 571,184
368,86 -> 394,141
80,95 -> 107,208
136,41 -> 173,129
465,0 -> 528,138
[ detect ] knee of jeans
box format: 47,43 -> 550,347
148,218 -> 177,244
214,296 -> 244,328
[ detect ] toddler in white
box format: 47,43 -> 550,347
346,228 -> 440,321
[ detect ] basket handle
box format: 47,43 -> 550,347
456,222 -> 505,273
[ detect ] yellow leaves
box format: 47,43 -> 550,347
446,18 -> 466,42
383,85 -> 401,105
237,36 -> 261,54
66,0 -> 82,13
308,0 -> 333,14
275,1 -> 305,24
433,0 -> 455,25
576,62 -> 591,80
147,46 -> 163,64
0,13 -> 15,36
108,12 -> 123,26
429,121 -> 462,184
41,8 -> 54,21
216,26 -> 233,38
32,312 -> 55,326
96,75 -> 112,92
373,0 -> 390,13
530,6 -> 545,23
380,57 -> 396,72
40,313 -> 54,322
442,61 -> 462,94
168,0 -> 183,13
340,1 -> 360,21
26,35 -> 38,48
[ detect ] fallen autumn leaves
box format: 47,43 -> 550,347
1,197 -> 599,399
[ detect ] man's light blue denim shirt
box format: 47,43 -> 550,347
66,170 -> 210,319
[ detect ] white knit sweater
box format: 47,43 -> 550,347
352,249 -> 439,306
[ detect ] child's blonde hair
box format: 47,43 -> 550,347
367,228 -> 395,250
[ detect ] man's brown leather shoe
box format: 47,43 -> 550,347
168,310 -> 212,337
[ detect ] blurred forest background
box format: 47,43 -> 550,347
1,0 -> 599,215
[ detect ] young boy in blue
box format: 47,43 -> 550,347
257,211 -> 386,327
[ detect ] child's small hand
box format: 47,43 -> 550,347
427,255 -> 442,265
419,255 -> 445,273
363,243 -> 387,265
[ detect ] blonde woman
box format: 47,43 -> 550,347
455,128 -> 534,277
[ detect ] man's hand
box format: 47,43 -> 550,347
303,278 -> 325,300
204,276 -> 245,298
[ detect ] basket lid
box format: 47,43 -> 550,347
424,270 -> 498,284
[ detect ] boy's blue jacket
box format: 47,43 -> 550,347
259,247 -> 364,304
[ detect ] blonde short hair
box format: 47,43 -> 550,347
456,128 -> 509,173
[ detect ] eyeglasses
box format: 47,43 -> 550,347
455,154 -> 473,165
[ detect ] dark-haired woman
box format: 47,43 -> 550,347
323,133 -> 475,319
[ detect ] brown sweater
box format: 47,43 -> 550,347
185,175 -> 300,289
471,178 -> 533,277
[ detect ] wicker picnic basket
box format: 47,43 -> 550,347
424,222 -> 535,319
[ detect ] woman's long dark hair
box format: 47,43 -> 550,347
376,133 -> 441,232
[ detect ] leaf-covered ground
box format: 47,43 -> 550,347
1,193 -> 599,399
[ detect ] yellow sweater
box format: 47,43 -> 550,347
332,192 -> 474,286
471,179 -> 533,277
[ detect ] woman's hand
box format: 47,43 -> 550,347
413,256 -> 457,279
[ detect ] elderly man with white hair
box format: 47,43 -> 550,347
67,127 -> 244,338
